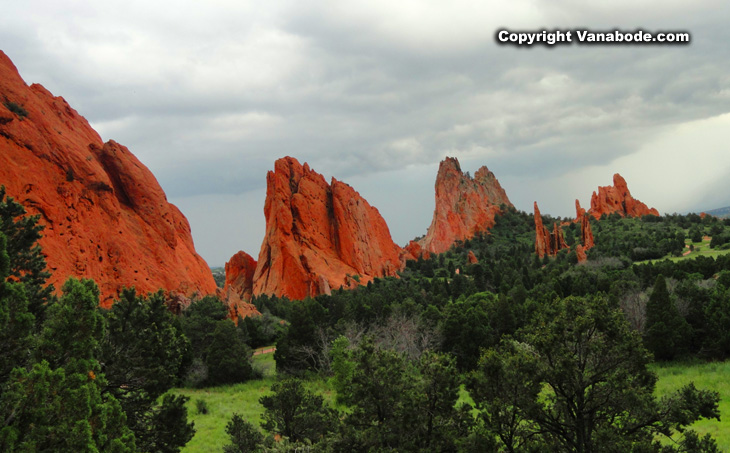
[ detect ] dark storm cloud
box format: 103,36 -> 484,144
3,1 -> 730,263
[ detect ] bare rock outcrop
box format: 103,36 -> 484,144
249,157 -> 403,300
0,51 -> 216,306
417,157 -> 512,255
588,173 -> 659,220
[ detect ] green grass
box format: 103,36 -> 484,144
174,351 -> 277,452
652,360 -> 730,450
174,351 -> 340,452
252,348 -> 276,377
175,353 -> 730,452
176,377 -> 276,452
637,236 -> 730,264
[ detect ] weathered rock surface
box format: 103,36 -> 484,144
224,251 -> 257,300
0,51 -> 216,306
418,157 -> 512,255
467,250 -> 478,264
218,251 -> 259,319
579,213 -> 595,251
250,157 -> 403,300
534,202 -> 551,258
588,173 -> 659,220
405,240 -> 430,261
534,202 -> 570,259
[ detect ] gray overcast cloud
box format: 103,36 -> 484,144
3,1 -> 730,266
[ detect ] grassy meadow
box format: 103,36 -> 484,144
175,352 -> 277,453
175,351 -> 340,452
653,361 -> 730,450
640,235 -> 730,264
175,350 -> 730,452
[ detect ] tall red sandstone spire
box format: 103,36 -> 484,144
249,157 -> 404,300
534,202 -> 570,259
418,157 -> 512,255
0,51 -> 216,306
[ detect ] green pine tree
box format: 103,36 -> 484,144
644,275 -> 689,360
1,278 -> 136,452
0,186 -> 52,327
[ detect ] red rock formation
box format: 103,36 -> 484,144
467,250 -> 478,264
405,240 -> 430,261
224,251 -> 257,300
0,51 -> 216,307
579,214 -> 595,250
219,251 -> 259,319
418,157 -> 512,255
552,222 -> 568,251
576,244 -> 587,263
250,157 -> 403,300
534,202 -> 570,259
534,202 -> 551,258
588,174 -> 659,220
574,201 -> 595,252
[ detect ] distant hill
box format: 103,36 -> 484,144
703,206 -> 730,219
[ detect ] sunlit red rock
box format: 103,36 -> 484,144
405,240 -> 430,261
223,251 -> 257,300
579,213 -> 595,250
218,251 -> 259,319
0,51 -> 216,307
534,202 -> 548,258
588,173 -> 659,220
534,202 -> 570,259
552,222 -> 568,251
418,157 -> 512,255
250,157 -> 403,300
576,244 -> 587,263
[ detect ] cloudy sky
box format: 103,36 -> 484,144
4,1 -> 730,266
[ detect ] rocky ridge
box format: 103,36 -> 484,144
0,51 -> 216,306
588,173 -> 659,219
533,173 -> 654,263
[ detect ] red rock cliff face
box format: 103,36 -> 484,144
418,157 -> 512,255
0,51 -> 216,307
588,174 -> 659,220
251,157 -> 403,300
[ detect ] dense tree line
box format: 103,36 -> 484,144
263,208 -> 730,375
0,189 -> 258,452
224,295 -> 720,452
